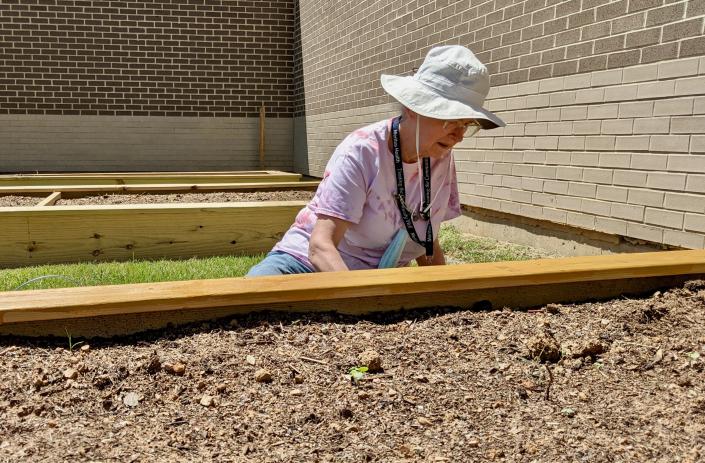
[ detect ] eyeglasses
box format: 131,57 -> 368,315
443,119 -> 481,136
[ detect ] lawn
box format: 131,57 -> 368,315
0,225 -> 552,291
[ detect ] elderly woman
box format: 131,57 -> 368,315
247,45 -> 504,276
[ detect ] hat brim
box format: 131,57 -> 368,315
381,74 -> 505,129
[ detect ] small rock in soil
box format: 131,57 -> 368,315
255,369 -> 272,383
80,345 -> 91,353
63,368 -> 78,380
123,392 -> 140,408
246,355 -> 256,365
525,331 -> 561,363
164,362 -> 186,376
573,339 -> 609,358
359,350 -> 383,372
200,395 -> 215,407
417,417 -> 432,426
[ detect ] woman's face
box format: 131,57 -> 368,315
418,116 -> 479,159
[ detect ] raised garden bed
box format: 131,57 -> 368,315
0,170 -> 302,186
0,171 -> 320,268
0,255 -> 704,461
0,191 -> 314,207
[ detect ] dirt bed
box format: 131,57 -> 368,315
54,191 -> 315,206
0,195 -> 40,207
1,281 -> 704,462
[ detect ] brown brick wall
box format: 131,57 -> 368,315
298,0 -> 705,116
0,0 -> 296,117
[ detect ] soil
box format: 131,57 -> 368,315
55,191 -> 315,206
0,191 -> 314,207
1,280 -> 704,462
0,196 -> 40,207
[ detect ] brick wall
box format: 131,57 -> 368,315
296,0 -> 705,250
0,0 -> 295,117
0,0 -> 296,172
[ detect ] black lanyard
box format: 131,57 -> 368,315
391,116 -> 434,257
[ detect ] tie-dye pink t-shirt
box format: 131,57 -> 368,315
272,118 -> 461,270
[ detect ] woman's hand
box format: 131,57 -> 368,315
415,239 -> 446,266
309,214 -> 351,272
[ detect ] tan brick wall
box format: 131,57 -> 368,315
0,115 -> 294,172
458,55 -> 705,249
296,0 -> 705,249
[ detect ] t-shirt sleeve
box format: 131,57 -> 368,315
311,151 -> 368,224
443,154 -> 462,222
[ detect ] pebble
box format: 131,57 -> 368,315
63,368 -> 78,380
200,395 -> 215,407
418,417 -> 432,426
123,392 -> 140,408
246,355 -> 256,366
255,369 -> 272,383
80,345 -> 91,353
164,362 -> 185,376
216,383 -> 227,393
290,389 -> 303,396
359,350 -> 383,373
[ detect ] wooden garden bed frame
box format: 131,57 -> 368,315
0,171 -> 319,268
1,250 -> 704,338
0,201 -> 308,268
0,170 -> 302,186
0,180 -> 320,199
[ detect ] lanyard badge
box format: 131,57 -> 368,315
391,116 -> 434,258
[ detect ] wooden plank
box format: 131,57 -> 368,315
259,104 -> 265,169
1,250 -> 704,336
0,171 -> 302,186
0,201 -> 306,268
0,181 -> 320,197
35,191 -> 61,207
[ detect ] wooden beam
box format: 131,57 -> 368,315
1,250 -> 704,337
259,104 -> 266,170
0,181 -> 319,197
35,191 -> 61,207
0,201 -> 306,268
0,171 -> 302,186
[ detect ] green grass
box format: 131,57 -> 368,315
0,254 -> 265,292
0,225 -> 552,292
439,224 -> 554,265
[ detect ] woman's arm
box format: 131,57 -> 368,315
415,238 -> 446,266
309,214 -> 352,272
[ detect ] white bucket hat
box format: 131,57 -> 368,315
381,45 -> 505,129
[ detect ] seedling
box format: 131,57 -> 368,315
64,328 -> 84,352
348,366 -> 368,384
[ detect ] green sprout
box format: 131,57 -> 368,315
64,328 -> 84,352
349,366 -> 369,384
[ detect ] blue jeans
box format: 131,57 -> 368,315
246,251 -> 314,277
